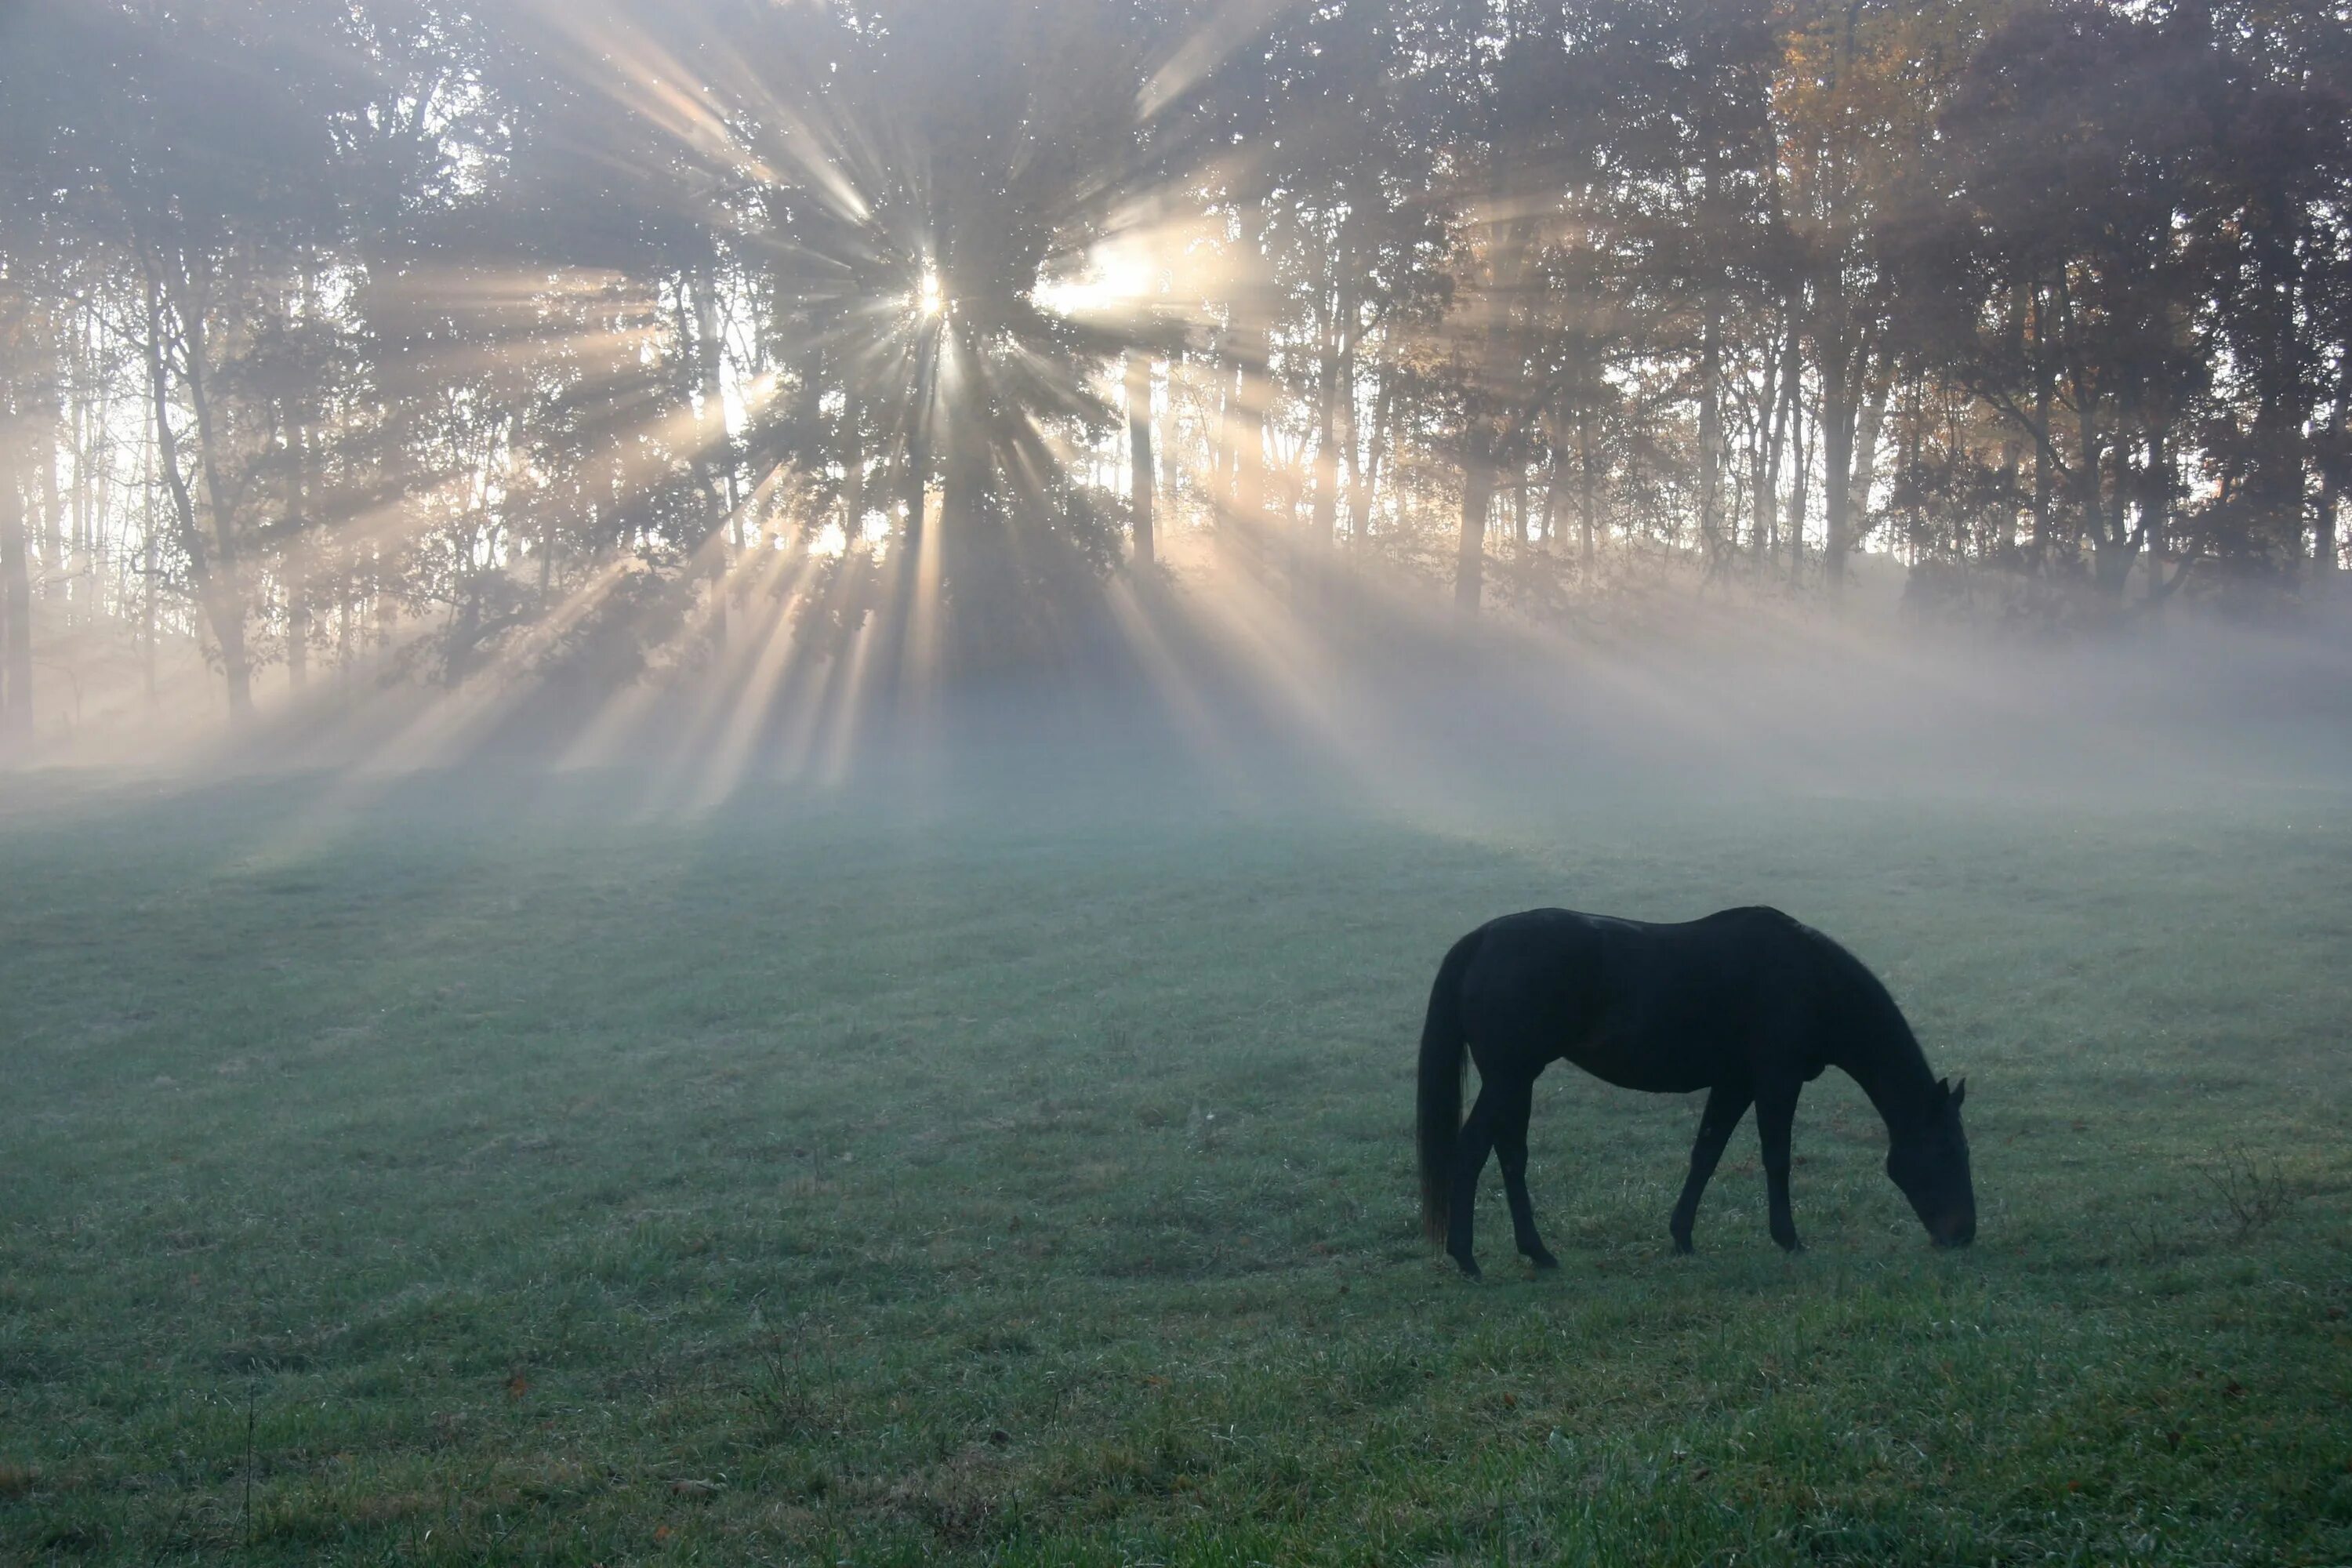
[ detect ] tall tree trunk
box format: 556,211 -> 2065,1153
1337,318 -> 1362,542
1229,219 -> 1273,556
1755,307 -> 1794,562
1234,351 -> 1268,550
2141,428 -> 2172,608
1818,327 -> 1872,592
1841,354 -> 1893,579
2247,175 -> 2307,571
78,308 -> 111,598
2098,441 -> 2135,594
0,426 -> 31,743
840,383 -> 865,550
34,372 -> 60,603
1457,47 -> 1530,617
1898,376 -> 1925,565
1457,231 -> 1527,613
1311,313 -> 1340,554
1455,431 -> 1494,613
1456,216 -> 1519,612
691,267 -> 733,648
2074,387 -> 2103,574
692,270 -> 739,539
2321,480 -> 2342,590
68,375 -> 89,627
1352,368 -> 1392,540
1993,275 -> 2023,561
141,400 -> 158,703
1541,408 -> 1564,551
897,328 -> 935,584
1994,437 -> 2020,560
1127,353 -> 1155,568
372,540 -> 395,673
539,478 -> 558,604
1788,371 -> 1810,579
145,266 -> 252,722
2317,359 -> 2348,592
1696,141 -> 1726,564
1821,397 -> 1854,590
1205,360 -> 1230,503
941,328 -> 997,626
902,420 -> 930,564
285,401 -> 311,691
180,273 -> 254,717
1698,296 -> 1723,564
2030,285 -> 2053,566
1577,400 -> 1599,573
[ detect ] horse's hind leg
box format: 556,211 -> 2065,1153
1446,1083 -> 1501,1279
1668,1081 -> 1751,1254
1755,1080 -> 1804,1252
1496,1080 -> 1557,1269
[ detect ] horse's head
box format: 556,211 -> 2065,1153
1887,1077 -> 1975,1247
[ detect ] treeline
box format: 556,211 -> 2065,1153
0,0 -> 2347,736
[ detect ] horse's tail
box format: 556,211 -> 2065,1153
1417,926 -> 1483,1247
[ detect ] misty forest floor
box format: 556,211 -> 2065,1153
2,768 -> 2350,1566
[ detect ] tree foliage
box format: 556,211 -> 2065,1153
1,0 -> 2347,736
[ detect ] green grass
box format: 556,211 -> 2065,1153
2,770 -> 2349,1565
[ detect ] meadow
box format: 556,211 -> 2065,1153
2,765 -> 2348,1565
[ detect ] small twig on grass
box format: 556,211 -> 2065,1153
2201,1145 -> 2295,1238
750,1332 -> 820,1439
2122,1200 -> 2191,1265
241,1385 -> 256,1554
146,1493 -> 194,1568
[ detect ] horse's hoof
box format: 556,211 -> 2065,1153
1452,1254 -> 1483,1280
1671,1235 -> 1694,1255
1524,1248 -> 1559,1271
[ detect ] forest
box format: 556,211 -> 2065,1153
1,0 -> 2347,750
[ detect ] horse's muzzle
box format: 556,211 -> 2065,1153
1933,1217 -> 1976,1248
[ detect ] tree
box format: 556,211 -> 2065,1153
6,0 -> 2352,742
1915,2 -> 2216,600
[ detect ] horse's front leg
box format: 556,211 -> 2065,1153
1755,1081 -> 1803,1252
1669,1080 -> 1752,1254
1496,1079 -> 1556,1269
1447,1083 -> 1501,1279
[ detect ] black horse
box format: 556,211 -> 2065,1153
1417,906 -> 1974,1278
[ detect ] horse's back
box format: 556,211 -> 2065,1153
1457,906 -> 1825,1092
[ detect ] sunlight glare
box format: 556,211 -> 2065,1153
1034,245 -> 1156,320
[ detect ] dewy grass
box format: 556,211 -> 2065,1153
2,772 -> 2348,1564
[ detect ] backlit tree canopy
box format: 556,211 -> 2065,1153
1,0 -> 2347,741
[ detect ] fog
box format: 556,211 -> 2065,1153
12,550 -> 2350,853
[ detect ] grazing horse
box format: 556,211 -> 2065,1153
1417,907 -> 1974,1278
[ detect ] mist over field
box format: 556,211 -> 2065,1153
4,0 -> 2351,1563
20,563 -> 2352,832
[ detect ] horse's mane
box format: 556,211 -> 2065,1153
1758,909 -> 1936,1090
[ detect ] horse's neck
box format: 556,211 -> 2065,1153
1835,1033 -> 1938,1141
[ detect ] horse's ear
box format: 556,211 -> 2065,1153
1936,1076 -> 1951,1098
1951,1077 -> 1966,1110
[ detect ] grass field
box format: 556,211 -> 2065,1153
2,767 -> 2349,1565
